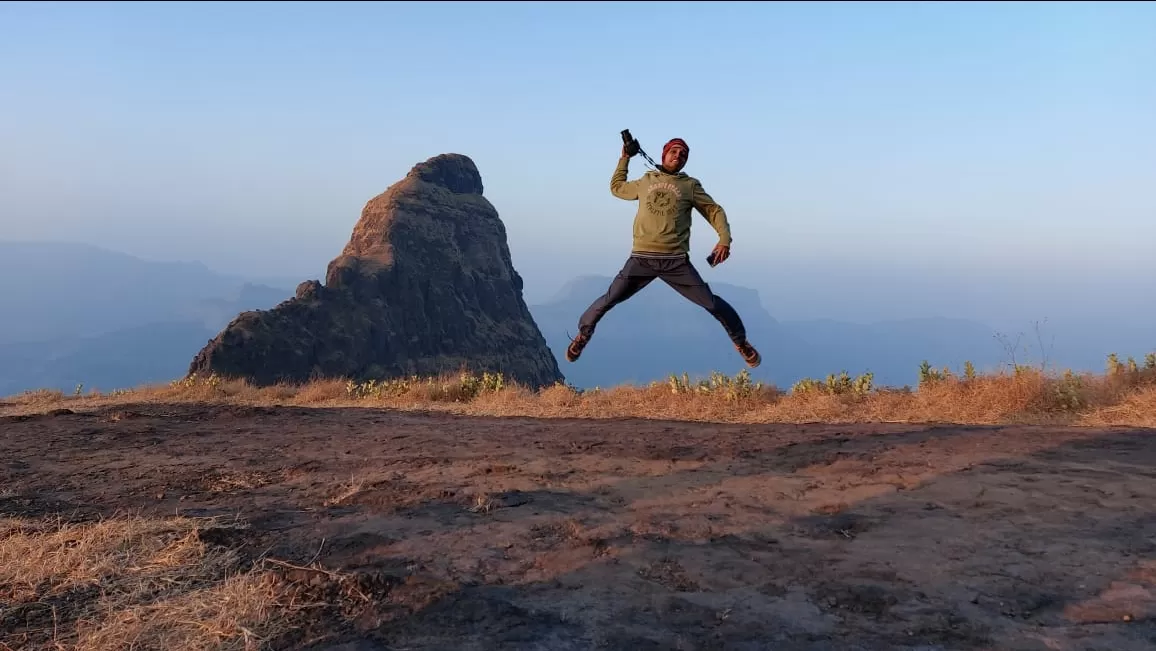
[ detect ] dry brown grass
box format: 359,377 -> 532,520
0,514 -> 286,651
4,359 -> 1156,428
2,360 -> 1154,650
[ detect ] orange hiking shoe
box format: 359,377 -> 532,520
736,340 -> 761,368
566,331 -> 591,362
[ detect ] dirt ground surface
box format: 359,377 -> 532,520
3,402 -> 1156,650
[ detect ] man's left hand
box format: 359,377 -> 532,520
709,243 -> 730,266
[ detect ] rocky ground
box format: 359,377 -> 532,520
3,402 -> 1155,650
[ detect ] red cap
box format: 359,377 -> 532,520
663,138 -> 689,158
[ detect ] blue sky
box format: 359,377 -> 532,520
2,1 -> 1154,326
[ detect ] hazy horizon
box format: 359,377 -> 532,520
0,236 -> 1150,397
5,236 -> 1152,366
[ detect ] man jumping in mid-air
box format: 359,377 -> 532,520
565,134 -> 761,368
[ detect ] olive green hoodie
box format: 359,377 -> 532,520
610,155 -> 732,256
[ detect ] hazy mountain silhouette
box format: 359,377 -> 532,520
530,275 -> 816,389
779,317 -> 1007,382
0,321 -> 218,396
530,275 -> 1007,389
0,241 -> 294,343
2,241 -> 1117,396
0,241 -> 293,394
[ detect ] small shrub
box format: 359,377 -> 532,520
345,371 -> 507,403
790,371 -> 873,397
825,370 -> 853,395
790,377 -> 825,395
170,372 -> 223,392
918,361 -> 949,387
964,361 -> 976,381
1104,352 -> 1146,390
345,376 -> 415,399
1014,364 -> 1037,378
1051,369 -> 1084,411
666,369 -> 763,401
1107,353 -> 1123,376
853,371 -> 875,395
456,371 -> 505,400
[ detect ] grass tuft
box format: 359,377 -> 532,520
0,513 -> 287,651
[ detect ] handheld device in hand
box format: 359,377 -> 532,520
620,129 -> 641,157
706,250 -> 719,267
618,128 -> 651,166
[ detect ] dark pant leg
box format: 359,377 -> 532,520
657,256 -> 748,343
577,257 -> 658,335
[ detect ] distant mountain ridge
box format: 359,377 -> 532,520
529,274 -> 1006,389
0,241 -> 294,394
0,240 -> 295,344
0,241 -> 1013,395
0,321 -> 219,396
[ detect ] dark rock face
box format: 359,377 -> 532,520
187,154 -> 564,388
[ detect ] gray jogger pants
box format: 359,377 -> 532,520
577,254 -> 747,344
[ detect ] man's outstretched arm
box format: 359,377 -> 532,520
691,179 -> 732,246
610,154 -> 643,200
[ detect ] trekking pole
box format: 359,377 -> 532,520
620,129 -> 659,170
